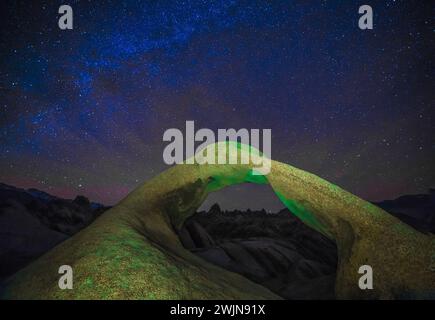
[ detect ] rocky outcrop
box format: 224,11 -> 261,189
180,207 -> 337,299
179,221 -> 216,249
0,183 -> 108,281
0,200 -> 67,281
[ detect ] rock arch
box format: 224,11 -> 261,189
2,142 -> 434,299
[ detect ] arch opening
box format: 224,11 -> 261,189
178,179 -> 338,300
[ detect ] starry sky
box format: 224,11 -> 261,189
0,0 -> 434,210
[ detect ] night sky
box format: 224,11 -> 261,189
0,1 -> 434,210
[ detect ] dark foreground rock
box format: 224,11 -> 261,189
0,200 -> 67,281
0,183 -> 109,281
180,206 -> 338,299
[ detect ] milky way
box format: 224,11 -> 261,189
0,1 -> 433,209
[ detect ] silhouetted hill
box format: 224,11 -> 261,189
374,188 -> 435,234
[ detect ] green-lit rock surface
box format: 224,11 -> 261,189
2,142 -> 434,299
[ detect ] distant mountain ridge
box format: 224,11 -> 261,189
0,183 -> 105,208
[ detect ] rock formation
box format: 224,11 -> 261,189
2,142 -> 434,299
